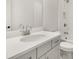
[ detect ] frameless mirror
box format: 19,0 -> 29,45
6,0 -> 43,31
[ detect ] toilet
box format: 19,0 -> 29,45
60,40 -> 73,59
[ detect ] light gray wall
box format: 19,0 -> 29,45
43,0 -> 58,31
7,0 -> 43,30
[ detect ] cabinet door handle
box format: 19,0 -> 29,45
55,40 -> 60,43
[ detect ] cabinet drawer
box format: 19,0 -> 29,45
9,49 -> 36,59
37,41 -> 51,58
52,37 -> 60,48
46,45 -> 60,59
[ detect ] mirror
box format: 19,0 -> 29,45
6,0 -> 43,31
7,0 -> 59,32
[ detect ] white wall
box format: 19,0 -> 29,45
6,0 -> 11,31
11,0 -> 43,30
43,0 -> 58,32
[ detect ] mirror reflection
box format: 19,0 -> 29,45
6,0 -> 43,31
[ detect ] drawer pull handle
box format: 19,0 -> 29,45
55,40 -> 60,43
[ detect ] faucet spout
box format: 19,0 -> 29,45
25,25 -> 32,35
19,24 -> 32,35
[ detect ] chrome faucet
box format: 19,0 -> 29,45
19,24 -> 32,35
25,25 -> 32,35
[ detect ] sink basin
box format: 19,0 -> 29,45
20,34 -> 46,42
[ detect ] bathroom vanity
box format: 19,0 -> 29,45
7,31 -> 60,59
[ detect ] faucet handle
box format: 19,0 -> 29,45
29,25 -> 32,30
26,24 -> 32,33
28,24 -> 32,30
19,24 -> 24,32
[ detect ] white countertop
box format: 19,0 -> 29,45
7,31 -> 60,59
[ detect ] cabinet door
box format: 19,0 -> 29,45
10,49 -> 36,59
37,41 -> 51,58
39,55 -> 46,59
46,45 -> 60,59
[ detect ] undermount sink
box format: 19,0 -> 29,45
20,34 -> 46,42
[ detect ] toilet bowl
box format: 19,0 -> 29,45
60,42 -> 73,52
60,40 -> 73,59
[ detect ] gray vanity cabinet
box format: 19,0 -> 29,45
39,45 -> 60,59
39,55 -> 46,59
45,45 -> 60,59
10,49 -> 36,59
9,37 -> 60,59
38,36 -> 60,59
37,41 -> 51,58
16,49 -> 36,59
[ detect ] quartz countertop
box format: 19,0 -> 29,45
7,31 -> 60,59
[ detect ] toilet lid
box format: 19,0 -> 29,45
60,42 -> 73,52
